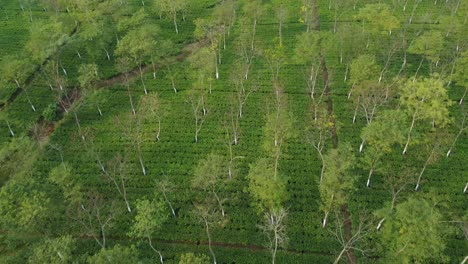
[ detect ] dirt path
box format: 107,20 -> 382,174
313,0 -> 357,263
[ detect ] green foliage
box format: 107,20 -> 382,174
192,153 -> 226,191
78,63 -> 99,91
0,137 -> 36,186
0,177 -> 50,233
294,31 -> 335,64
128,199 -> 168,239
247,158 -> 287,213
29,236 -> 76,264
0,57 -> 34,86
349,54 -> 380,85
379,197 -> 448,263
356,4 -> 399,35
179,252 -> 211,264
48,163 -> 83,205
42,103 -> 58,122
88,244 -> 141,264
26,18 -> 69,62
320,143 -> 356,213
408,31 -> 445,64
361,110 -> 406,153
399,76 -> 452,128
453,51 -> 468,87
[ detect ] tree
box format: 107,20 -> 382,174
139,93 -> 164,141
300,0 -> 319,32
351,80 -> 388,126
271,0 -> 289,46
306,104 -> 331,183
192,153 -> 227,217
328,212 -> 370,264
295,31 -> 335,100
78,63 -> 102,116
49,163 -> 83,206
76,192 -> 116,249
360,110 -> 406,187
263,84 -> 294,178
88,244 -> 141,264
247,158 -> 287,213
264,41 -> 286,82
0,137 -> 36,186
26,18 -> 69,63
378,197 -> 448,263
242,0 -> 265,52
0,177 -> 51,235
0,57 -> 36,111
156,177 -> 177,217
116,10 -> 162,94
319,143 -> 356,227
129,199 -> 169,263
193,197 -> 226,264
399,76 -> 452,154
348,54 -> 380,99
452,50 -> 468,104
187,89 -> 207,143
356,4 -> 400,36
179,253 -> 210,264
194,19 -> 222,79
258,207 -> 288,264
153,0 -> 188,34
408,31 -> 445,77
29,236 -> 76,264
102,154 -> 132,212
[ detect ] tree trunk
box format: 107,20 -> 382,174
213,191 -> 225,217
163,191 -> 176,217
403,112 -> 417,155
139,64 -> 148,94
205,221 -> 217,264
6,120 -> 14,137
148,237 -> 164,264
173,13 -> 179,34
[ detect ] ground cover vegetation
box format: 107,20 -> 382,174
0,0 -> 466,263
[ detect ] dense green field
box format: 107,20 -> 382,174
0,0 -> 466,263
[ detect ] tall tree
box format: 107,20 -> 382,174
399,76 -> 452,154
378,197 -> 448,263
319,143 -> 356,227
153,0 -> 188,34
193,197 -> 226,264
192,153 -> 228,217
88,244 -> 141,264
29,236 -> 76,264
258,207 -> 288,264
247,158 -> 287,213
128,199 -> 169,263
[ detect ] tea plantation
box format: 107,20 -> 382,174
0,0 -> 466,263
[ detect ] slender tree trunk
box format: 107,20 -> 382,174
403,112 -> 417,155
139,64 -> 148,94
173,13 -> 179,34
162,191 -> 176,217
6,120 -> 14,137
415,149 -> 435,191
213,191 -> 225,217
204,221 -> 216,264
148,237 -> 164,264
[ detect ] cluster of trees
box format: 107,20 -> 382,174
0,0 -> 466,263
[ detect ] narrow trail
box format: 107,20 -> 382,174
313,0 -> 357,263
